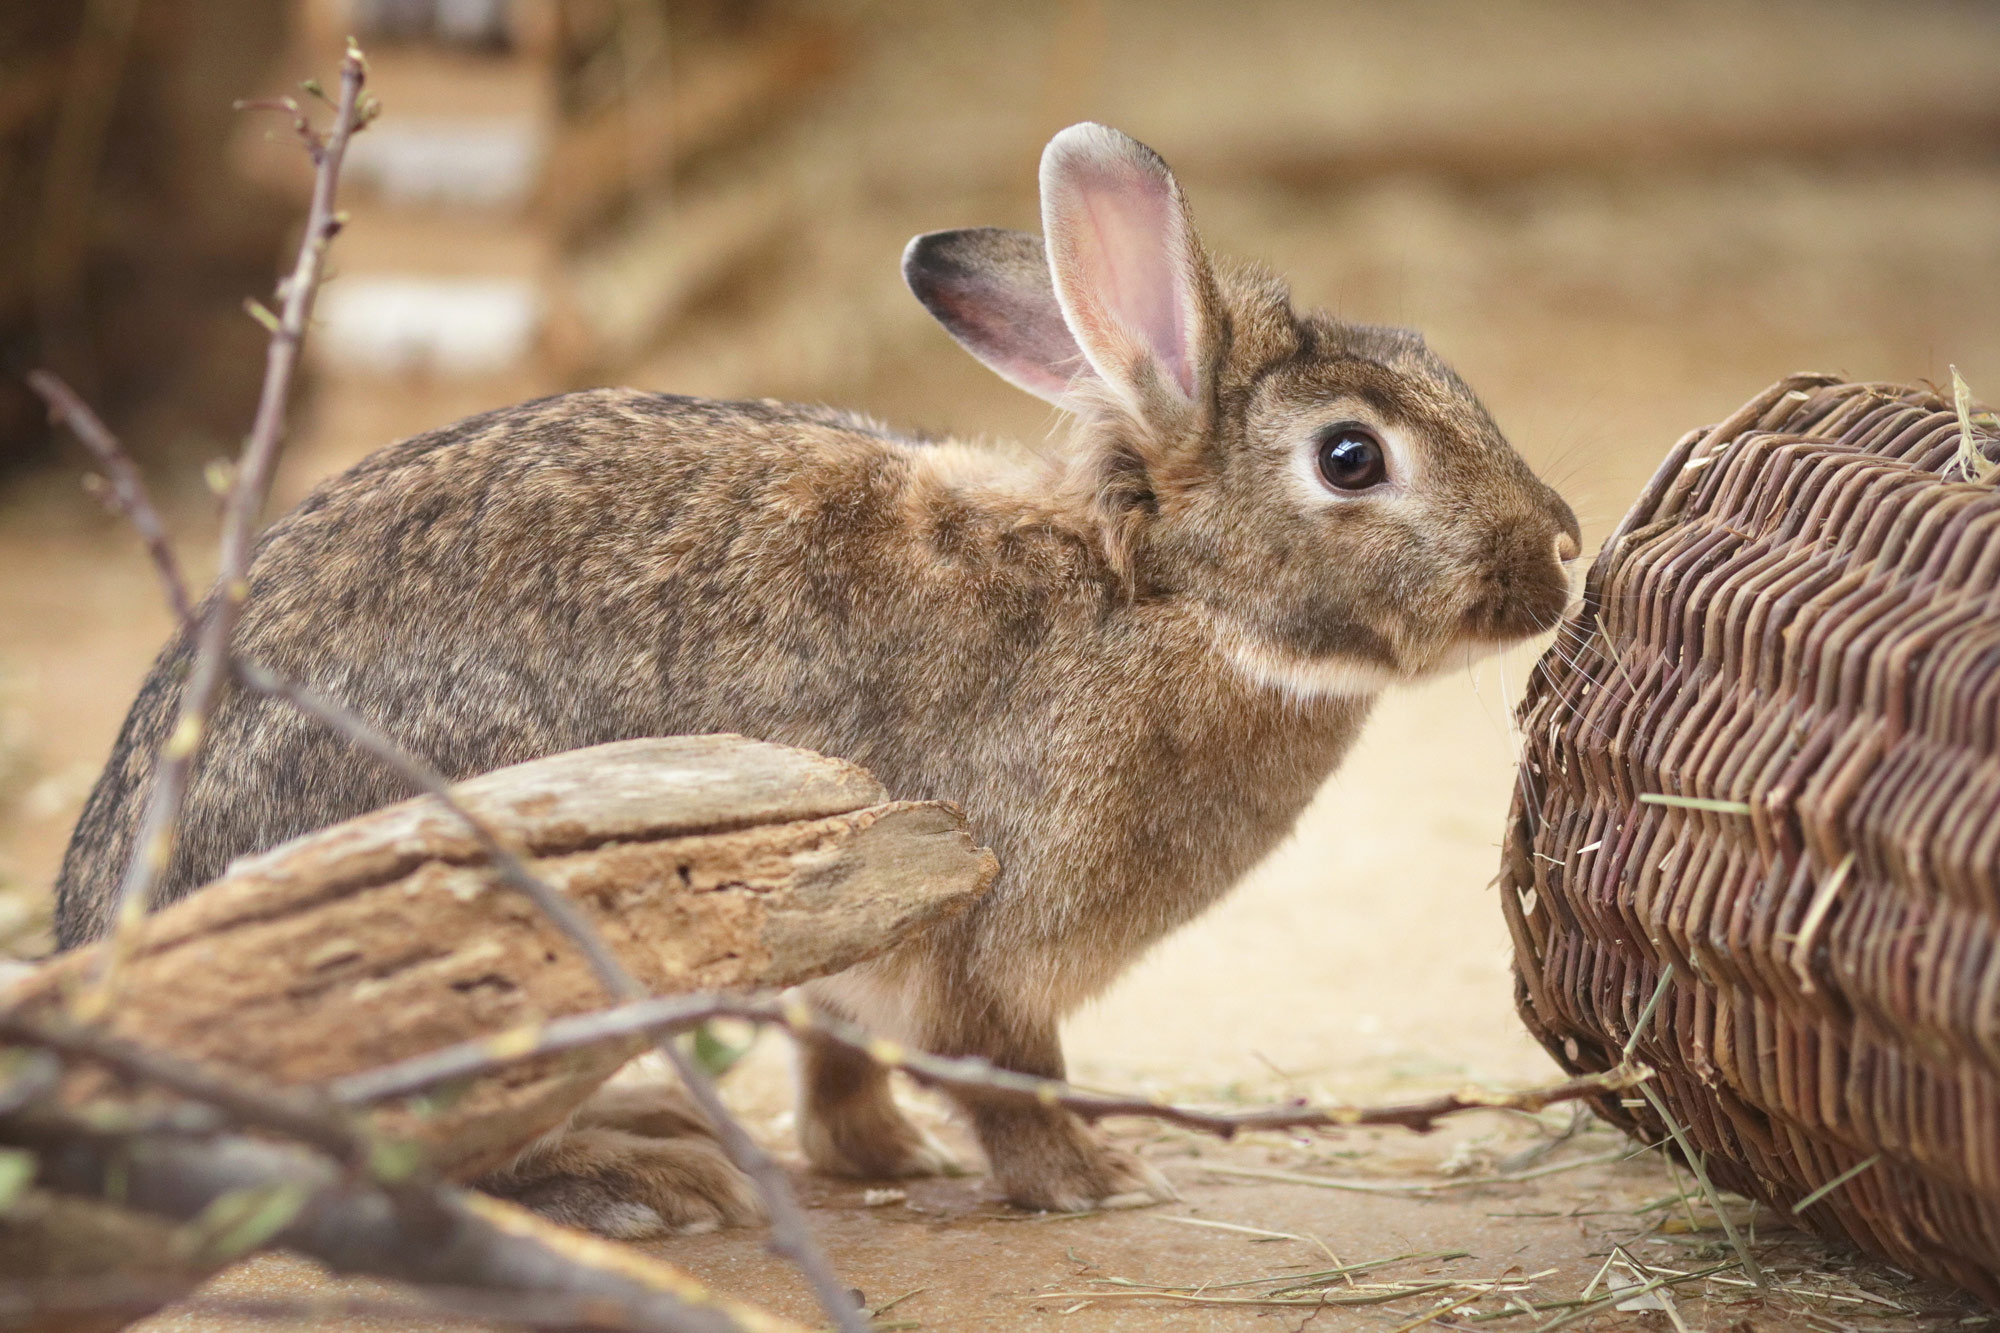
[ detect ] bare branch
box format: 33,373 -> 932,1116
0,1007 -> 376,1172
332,992 -> 1652,1139
228,660 -> 871,1333
25,369 -> 192,624
31,39 -> 864,1333
84,46 -> 372,1013
8,1109 -> 790,1333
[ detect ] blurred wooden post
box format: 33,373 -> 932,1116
235,0 -> 841,460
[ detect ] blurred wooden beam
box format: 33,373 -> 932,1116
538,24 -> 841,240
0,57 -> 67,141
1191,90 -> 2000,189
548,174 -> 792,379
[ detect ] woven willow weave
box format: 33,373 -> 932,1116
1502,373 -> 2000,1297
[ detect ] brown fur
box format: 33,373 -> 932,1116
55,125 -> 1577,1224
485,1081 -> 764,1237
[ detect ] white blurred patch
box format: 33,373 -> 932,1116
345,117 -> 543,210
318,277 -> 542,376
0,959 -> 36,998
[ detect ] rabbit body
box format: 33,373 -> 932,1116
57,124 -> 1578,1224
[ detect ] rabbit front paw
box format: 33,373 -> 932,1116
799,1035 -> 962,1179
800,1093 -> 961,1180
979,1105 -> 1177,1212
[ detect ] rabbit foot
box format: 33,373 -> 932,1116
1002,1141 -> 1177,1213
480,1082 -> 764,1238
799,1031 -> 962,1179
979,1104 -> 1178,1212
801,1096 -> 961,1180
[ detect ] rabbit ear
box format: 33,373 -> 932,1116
1038,123 -> 1214,419
903,228 -> 1092,406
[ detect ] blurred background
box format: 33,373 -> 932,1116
6,5 -> 2000,1321
3,0 -> 2000,1078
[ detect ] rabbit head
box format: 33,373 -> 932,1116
904,123 -> 1580,699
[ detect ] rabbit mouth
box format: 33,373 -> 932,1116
1401,580 -> 1579,680
1457,567 -> 1577,644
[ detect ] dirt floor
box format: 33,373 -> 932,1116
6,1 -> 2000,1328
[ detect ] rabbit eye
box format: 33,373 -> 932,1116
1315,426 -> 1388,492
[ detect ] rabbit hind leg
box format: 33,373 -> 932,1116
479,1081 -> 764,1238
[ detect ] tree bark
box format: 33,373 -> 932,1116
9,735 -> 996,1178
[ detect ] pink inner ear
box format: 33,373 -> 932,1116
1079,169 -> 1192,396
1044,132 -> 1201,404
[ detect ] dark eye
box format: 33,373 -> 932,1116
1315,425 -> 1388,492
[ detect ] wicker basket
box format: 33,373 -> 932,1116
1502,373 -> 2000,1297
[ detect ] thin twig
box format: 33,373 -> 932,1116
1638,1083 -> 1764,1288
25,369 -> 192,624
1528,1262 -> 1737,1333
1029,1282 -> 1461,1310
0,1008 -> 374,1172
1623,963 -> 1675,1061
83,45 -> 371,1015
1791,1153 -> 1880,1214
230,664 -> 868,1333
1637,794 -> 1751,815
1787,852 -> 1855,995
1200,1147 -> 1647,1196
10,1107 -> 780,1333
1095,1248 -> 1468,1294
327,990 -> 1649,1140
30,47 -> 862,1328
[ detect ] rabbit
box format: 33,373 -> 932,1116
54,123 -> 1580,1231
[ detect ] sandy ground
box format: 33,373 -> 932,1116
5,1 -> 2000,1328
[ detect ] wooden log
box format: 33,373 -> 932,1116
9,735 -> 996,1178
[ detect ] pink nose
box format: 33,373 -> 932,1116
1556,532 -> 1581,563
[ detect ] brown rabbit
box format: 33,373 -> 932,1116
56,124 -> 1579,1230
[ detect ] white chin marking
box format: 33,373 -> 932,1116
1206,618 -> 1398,701
1414,636 -> 1511,678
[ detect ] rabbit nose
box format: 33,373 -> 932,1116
1555,531 -> 1581,564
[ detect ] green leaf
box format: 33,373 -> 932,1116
366,1136 -> 425,1184
0,1149 -> 35,1212
689,1021 -> 755,1078
188,1182 -> 313,1261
